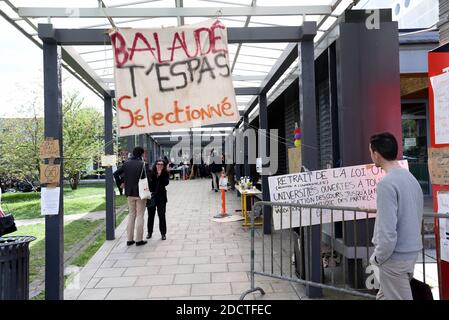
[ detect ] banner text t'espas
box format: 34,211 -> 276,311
110,19 -> 239,136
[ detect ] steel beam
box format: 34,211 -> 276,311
127,135 -> 135,156
243,115 -> 250,178
104,94 -> 116,241
152,140 -> 157,161
37,24 -> 316,45
138,134 -> 145,148
298,39 -> 322,299
146,134 -> 152,164
43,41 -> 64,300
235,87 -> 260,95
258,93 -> 271,235
20,6 -> 332,18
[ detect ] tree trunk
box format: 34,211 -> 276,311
70,173 -> 79,190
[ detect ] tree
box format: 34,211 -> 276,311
0,97 -> 43,191
63,91 -> 103,190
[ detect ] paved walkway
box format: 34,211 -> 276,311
65,179 -> 306,300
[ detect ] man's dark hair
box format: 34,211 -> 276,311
369,132 -> 398,161
132,146 -> 145,158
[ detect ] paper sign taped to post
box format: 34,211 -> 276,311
41,187 -> 60,215
219,176 -> 228,190
428,147 -> 449,185
437,192 -> 449,213
440,219 -> 449,263
430,72 -> 449,144
101,155 -> 117,167
110,19 -> 239,136
437,192 -> 449,262
268,161 -> 409,230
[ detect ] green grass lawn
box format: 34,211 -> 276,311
8,209 -> 127,285
2,183 -> 127,220
3,182 -> 129,300
9,219 -> 103,283
72,211 -> 127,267
26,210 -> 127,300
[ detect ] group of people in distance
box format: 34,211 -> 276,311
113,148 -> 236,247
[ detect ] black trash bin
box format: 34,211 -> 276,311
0,236 -> 36,300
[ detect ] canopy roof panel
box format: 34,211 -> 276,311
1,0 -> 358,135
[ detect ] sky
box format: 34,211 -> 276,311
0,16 -> 103,118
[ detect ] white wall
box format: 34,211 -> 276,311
354,0 -> 438,29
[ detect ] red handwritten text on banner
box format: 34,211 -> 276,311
110,19 -> 239,136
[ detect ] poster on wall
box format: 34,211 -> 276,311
428,147 -> 449,185
110,19 -> 239,136
437,192 -> 449,263
430,72 -> 449,144
268,161 -> 409,230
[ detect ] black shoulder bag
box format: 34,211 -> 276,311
0,201 -> 17,237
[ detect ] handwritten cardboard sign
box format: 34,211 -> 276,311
288,148 -> 302,174
268,161 -> 409,230
428,147 -> 449,185
40,164 -> 61,185
39,139 -> 60,159
110,19 -> 239,136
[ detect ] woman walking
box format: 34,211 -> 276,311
146,159 -> 170,240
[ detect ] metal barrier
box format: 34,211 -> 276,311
240,201 -> 449,300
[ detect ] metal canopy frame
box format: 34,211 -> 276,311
20,6 -> 332,18
37,19 -> 321,300
2,0 -> 357,118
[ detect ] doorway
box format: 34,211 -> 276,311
401,101 -> 430,194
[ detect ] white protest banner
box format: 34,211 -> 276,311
430,72 -> 449,144
110,19 -> 239,136
268,161 -> 409,230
